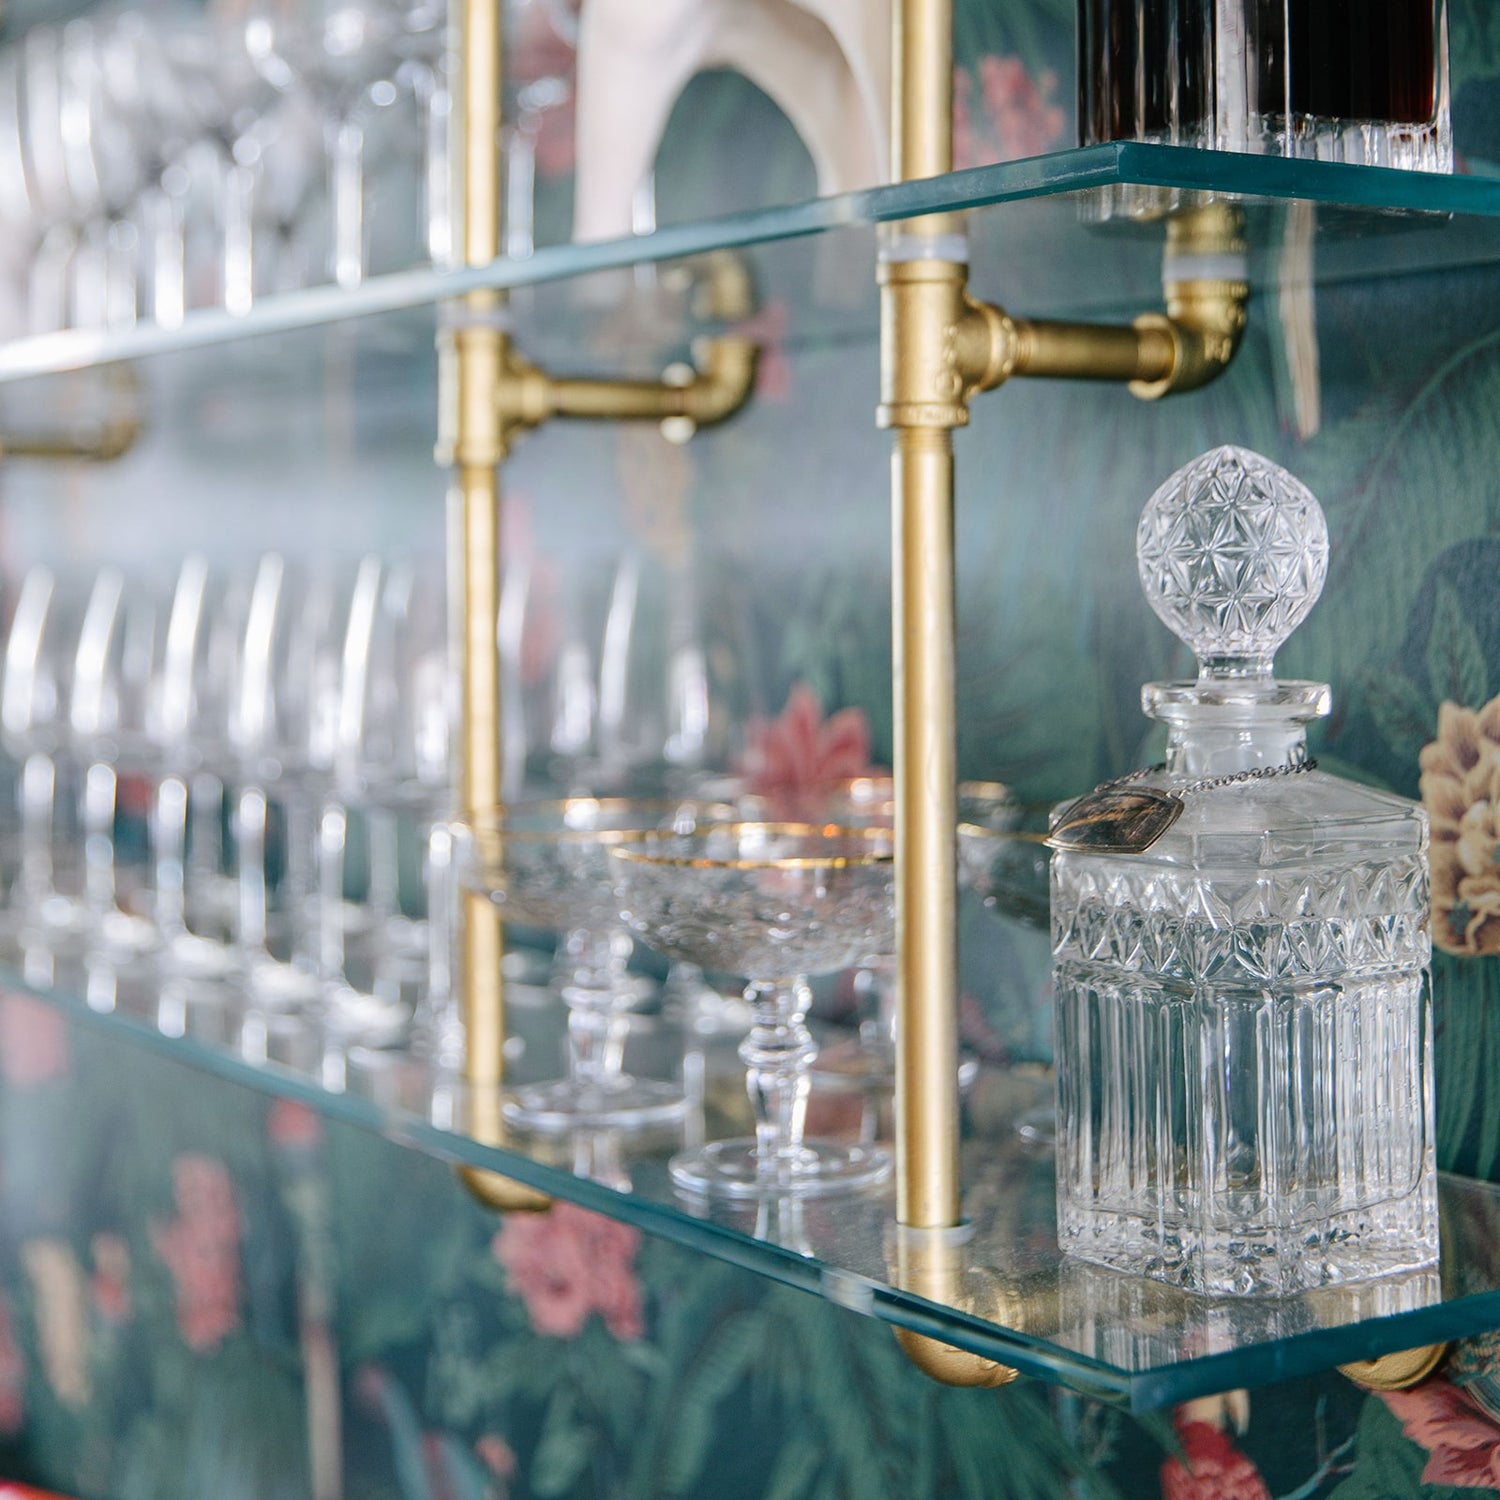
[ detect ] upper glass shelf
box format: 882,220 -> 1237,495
4,144 -> 1500,384
7,941 -> 1500,1412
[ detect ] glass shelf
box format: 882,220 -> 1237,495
6,941 -> 1500,1411
4,144 -> 1500,383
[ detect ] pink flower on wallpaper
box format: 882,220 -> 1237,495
89,1234 -> 130,1326
1384,1378 -> 1500,1488
1160,1418 -> 1270,1500
954,55 -> 1068,170
0,1292 -> 24,1435
733,299 -> 791,402
150,1155 -> 243,1353
492,1200 -> 643,1341
267,1099 -> 323,1151
0,993 -> 69,1088
476,1434 -> 518,1480
738,684 -> 880,820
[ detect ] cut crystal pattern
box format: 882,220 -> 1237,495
1136,445 -> 1329,672
1053,447 -> 1436,1296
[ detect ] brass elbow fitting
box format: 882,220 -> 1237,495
894,1327 -> 1018,1388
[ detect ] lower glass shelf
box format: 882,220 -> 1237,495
3,941 -> 1497,1411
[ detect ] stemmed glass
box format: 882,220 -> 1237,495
67,566 -> 162,957
322,553 -> 449,1042
457,796 -> 728,1130
230,554 -> 347,1007
149,556 -> 250,980
0,565 -> 88,941
612,822 -> 895,1198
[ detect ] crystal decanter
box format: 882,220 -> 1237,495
1049,446 -> 1437,1296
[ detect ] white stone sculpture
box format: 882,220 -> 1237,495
572,0 -> 891,243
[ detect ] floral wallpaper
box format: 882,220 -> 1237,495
7,0 -> 1500,1497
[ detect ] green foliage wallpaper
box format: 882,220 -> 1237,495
8,0 -> 1500,1496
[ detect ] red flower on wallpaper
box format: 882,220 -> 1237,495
954,55 -> 1068,170
89,1234 -> 130,1326
1384,1378 -> 1500,1488
733,299 -> 791,402
1160,1418 -> 1270,1500
0,1292 -> 24,1435
738,684 -> 881,820
267,1098 -> 323,1151
149,1155 -> 243,1353
492,1200 -> 643,1341
0,993 -> 69,1087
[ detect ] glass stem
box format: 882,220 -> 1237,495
740,978 -> 816,1176
18,752 -> 57,910
236,784 -> 271,958
317,800 -> 349,984
153,772 -> 189,936
561,927 -> 632,1091
82,760 -> 119,920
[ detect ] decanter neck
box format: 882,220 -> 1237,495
1145,677 -> 1331,778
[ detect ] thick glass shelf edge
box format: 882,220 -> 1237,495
6,956 -> 1500,1410
3,144 -> 1500,382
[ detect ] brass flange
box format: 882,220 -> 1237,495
457,1164 -> 553,1214
1339,1343 -> 1450,1391
893,1226 -> 1021,1387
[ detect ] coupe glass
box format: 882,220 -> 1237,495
612,822 -> 895,1199
457,796 -> 729,1130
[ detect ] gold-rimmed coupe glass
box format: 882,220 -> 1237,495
611,821 -> 895,1199
457,796 -> 730,1130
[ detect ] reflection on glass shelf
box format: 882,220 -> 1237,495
5,939 -> 1500,1410
5,144 -> 1500,381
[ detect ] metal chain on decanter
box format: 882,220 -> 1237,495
1048,758 -> 1320,855
1099,758 -> 1319,800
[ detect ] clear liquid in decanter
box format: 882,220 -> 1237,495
1049,447 -> 1437,1296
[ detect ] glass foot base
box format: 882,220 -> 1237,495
670,1138 -> 892,1199
503,1076 -> 687,1131
246,957 -> 322,1008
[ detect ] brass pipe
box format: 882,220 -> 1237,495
0,365 -> 143,463
443,0 -> 551,1215
894,1228 -> 1018,1388
891,425 -> 961,1232
495,335 -> 757,435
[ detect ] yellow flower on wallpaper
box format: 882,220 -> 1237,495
1419,698 -> 1500,956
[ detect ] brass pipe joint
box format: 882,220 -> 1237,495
493,335 -> 757,448
893,1226 -> 1020,1388
877,208 -> 1248,427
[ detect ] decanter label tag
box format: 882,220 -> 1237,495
1046,788 -> 1183,854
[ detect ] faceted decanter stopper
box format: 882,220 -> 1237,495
1136,445 -> 1329,679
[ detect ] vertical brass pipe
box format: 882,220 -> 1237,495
892,426 -> 962,1229
885,0 -> 965,1233
445,0 -> 548,1210
453,0 -> 506,1096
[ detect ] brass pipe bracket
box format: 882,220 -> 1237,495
878,206 -> 1248,431
1339,1343 -> 1450,1391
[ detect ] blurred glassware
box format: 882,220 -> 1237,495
457,795 -> 730,1131
148,555 -> 250,980
612,821 -> 895,1199
230,553 -> 348,1007
67,565 -> 162,957
1,565 -> 89,941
